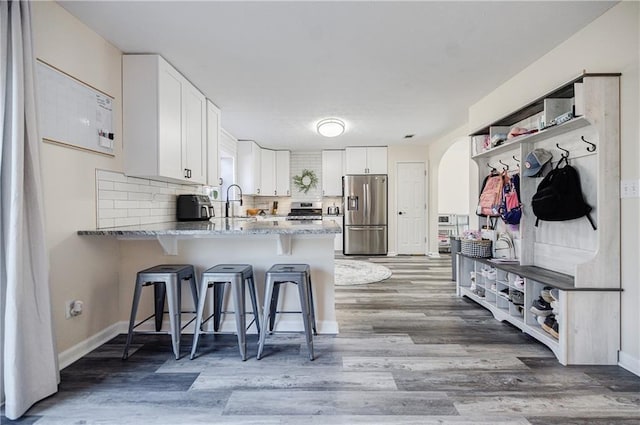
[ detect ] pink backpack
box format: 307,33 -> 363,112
476,173 -> 504,217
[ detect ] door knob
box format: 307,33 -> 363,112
398,211 -> 404,215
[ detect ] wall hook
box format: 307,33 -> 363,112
556,143 -> 570,158
498,159 -> 509,170
581,136 -> 597,152
487,162 -> 496,171
512,155 -> 520,165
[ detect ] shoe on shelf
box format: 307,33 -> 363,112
537,315 -> 546,326
542,315 -> 559,339
530,297 -> 553,316
510,290 -> 524,306
550,288 -> 560,302
486,268 -> 497,280
540,287 -> 554,303
550,300 -> 559,315
490,283 -> 497,292
498,288 -> 510,300
513,276 -> 525,290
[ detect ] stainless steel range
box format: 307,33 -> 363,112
287,202 -> 323,220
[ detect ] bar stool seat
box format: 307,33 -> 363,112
123,264 -> 198,360
257,264 -> 316,360
190,264 -> 261,361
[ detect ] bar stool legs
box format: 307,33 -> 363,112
257,264 -> 315,361
190,265 -> 261,361
123,264 -> 198,360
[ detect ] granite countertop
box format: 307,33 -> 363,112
78,217 -> 342,237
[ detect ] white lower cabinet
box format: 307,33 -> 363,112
456,254 -> 620,365
323,216 -> 343,251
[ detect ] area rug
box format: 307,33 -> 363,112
334,259 -> 392,286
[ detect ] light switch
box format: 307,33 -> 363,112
620,179 -> 640,198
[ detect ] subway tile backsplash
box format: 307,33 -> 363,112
95,169 -> 202,228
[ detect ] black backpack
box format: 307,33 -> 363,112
531,157 -> 596,230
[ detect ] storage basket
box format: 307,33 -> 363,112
461,239 -> 492,258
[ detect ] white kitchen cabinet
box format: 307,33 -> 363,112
206,100 -> 221,187
237,140 -> 261,195
322,150 -> 344,196
275,150 -> 291,196
123,54 -> 207,184
345,146 -> 387,174
261,149 -> 276,196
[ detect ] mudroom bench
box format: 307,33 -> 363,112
456,254 -> 621,365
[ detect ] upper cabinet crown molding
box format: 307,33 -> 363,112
123,54 -> 207,185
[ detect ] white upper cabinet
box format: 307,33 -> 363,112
238,143 -> 290,197
237,140 -> 261,195
123,54 -> 207,184
275,150 -> 291,196
322,150 -> 344,196
182,80 -> 207,184
261,149 -> 276,196
345,146 -> 387,174
206,100 -> 221,187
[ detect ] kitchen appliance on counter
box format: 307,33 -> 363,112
287,202 -> 323,220
343,174 -> 388,255
177,194 -> 213,221
327,205 -> 340,215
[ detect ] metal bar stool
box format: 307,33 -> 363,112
123,264 -> 198,360
257,264 -> 316,360
190,264 -> 261,361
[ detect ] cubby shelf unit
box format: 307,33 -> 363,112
458,73 -> 622,366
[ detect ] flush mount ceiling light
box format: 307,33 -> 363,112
317,118 -> 345,137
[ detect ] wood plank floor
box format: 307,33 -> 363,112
5,255 -> 639,424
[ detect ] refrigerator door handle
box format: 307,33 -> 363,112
363,183 -> 369,218
349,226 -> 386,231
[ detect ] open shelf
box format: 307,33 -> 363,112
472,117 -> 590,159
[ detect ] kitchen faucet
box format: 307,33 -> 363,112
225,184 -> 243,218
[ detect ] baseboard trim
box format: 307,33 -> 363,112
619,351 -> 640,377
58,322 -> 123,370
58,316 -> 340,369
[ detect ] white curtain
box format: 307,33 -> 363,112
1,0 -> 58,420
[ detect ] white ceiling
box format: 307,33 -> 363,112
59,1 -> 616,151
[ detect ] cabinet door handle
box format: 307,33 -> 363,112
219,177 -> 223,185
257,188 -> 260,194
274,190 -> 277,195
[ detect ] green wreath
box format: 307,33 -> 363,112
292,169 -> 318,194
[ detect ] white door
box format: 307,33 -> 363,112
397,162 -> 426,255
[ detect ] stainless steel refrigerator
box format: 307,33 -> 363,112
343,174 -> 388,255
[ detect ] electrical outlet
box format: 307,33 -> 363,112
621,179 -> 640,198
65,300 -> 74,319
65,300 -> 83,319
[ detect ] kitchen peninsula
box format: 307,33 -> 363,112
79,218 -> 341,334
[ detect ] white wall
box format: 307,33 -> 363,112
32,1 -> 123,357
425,124 -> 473,255
468,2 -> 640,374
438,138 -> 470,215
